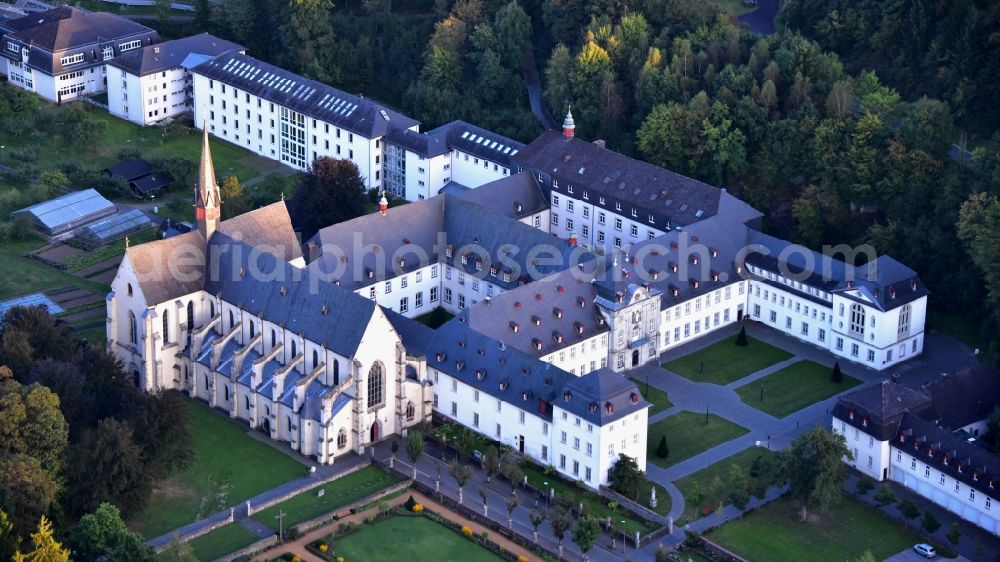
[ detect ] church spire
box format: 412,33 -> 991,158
194,117 -> 221,240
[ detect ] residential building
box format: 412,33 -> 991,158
107,33 -> 243,125
0,6 -> 158,102
189,51 -> 419,191
833,369 -> 1000,535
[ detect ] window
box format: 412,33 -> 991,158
444,288 -> 452,303
129,311 -> 137,344
560,454 -> 566,469
849,303 -> 866,336
384,281 -> 392,294
836,337 -> 844,351
867,349 -> 875,362
60,53 -> 85,66
451,402 -> 457,416
367,362 -> 384,408
458,295 -> 465,309
586,442 -> 593,456
851,343 -> 859,357
898,304 -> 911,338
415,292 -> 423,308
574,437 -> 580,450
473,413 -> 479,427
615,218 -> 622,231
399,297 -> 408,313
560,431 -> 567,444
541,445 -> 548,461
630,224 -> 638,237
119,39 -> 141,51
337,429 -> 347,448
430,287 -> 439,302
162,309 -> 170,343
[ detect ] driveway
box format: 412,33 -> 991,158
883,547 -> 972,562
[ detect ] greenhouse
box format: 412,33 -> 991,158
9,189 -> 117,238
76,208 -> 153,246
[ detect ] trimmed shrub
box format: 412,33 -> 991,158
874,484 -> 896,507
947,522 -> 961,545
735,326 -> 748,346
922,510 -> 941,533
831,362 -> 843,383
656,436 -> 669,459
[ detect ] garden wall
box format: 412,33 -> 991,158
247,460 -> 372,516
214,536 -> 277,562
290,480 -> 412,535
151,509 -> 234,553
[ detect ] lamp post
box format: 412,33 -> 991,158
760,383 -> 765,402
275,509 -> 286,542
543,482 -> 549,508
620,520 -> 627,553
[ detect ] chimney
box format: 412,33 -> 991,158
562,106 -> 575,139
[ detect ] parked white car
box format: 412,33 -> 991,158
913,543 -> 936,559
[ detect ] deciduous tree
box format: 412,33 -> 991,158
778,428 -> 851,521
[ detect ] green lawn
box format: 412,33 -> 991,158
0,90 -> 283,185
629,377 -> 673,415
707,496 -> 928,562
330,516 -> 504,562
414,307 -> 455,329
184,523 -> 260,562
251,466 -> 402,529
734,360 -> 862,418
521,463 -> 658,536
646,412 -> 750,469
0,238 -> 108,299
674,447 -> 776,522
130,399 -> 307,538
662,335 -> 793,385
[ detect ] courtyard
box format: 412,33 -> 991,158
733,360 -> 862,418
661,334 -> 792,385
646,411 -> 749,469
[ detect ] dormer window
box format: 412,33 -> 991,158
532,339 -> 542,351
456,360 -> 465,371
605,401 -> 614,414
710,247 -> 718,258
563,391 -> 572,402
61,52 -> 85,66
103,46 -> 114,60
574,322 -> 584,334
461,254 -> 468,265
669,262 -> 678,273
446,245 -> 454,258
499,379 -> 509,391
435,352 -> 446,362
476,369 -> 486,381
510,321 -> 520,333
577,297 -> 586,308
711,272 -> 719,282
553,307 -> 563,319
691,280 -> 700,289
553,332 -> 564,344
503,272 -> 511,282
531,315 -> 541,326
490,264 -> 498,276
521,391 -> 530,400
630,392 -> 639,404
588,402 -> 597,413
475,259 -> 483,271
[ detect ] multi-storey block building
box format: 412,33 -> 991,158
833,367 -> 1000,535
107,33 -> 243,125
0,6 -> 158,102
190,51 -> 419,191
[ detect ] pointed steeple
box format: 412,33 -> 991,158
194,116 -> 222,240
562,105 -> 575,139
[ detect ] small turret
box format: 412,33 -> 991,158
562,106 -> 575,139
378,191 -> 389,216
194,116 -> 221,240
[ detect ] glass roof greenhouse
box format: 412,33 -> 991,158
9,189 -> 117,237
76,208 -> 153,245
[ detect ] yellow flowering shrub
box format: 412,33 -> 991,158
518,556 -> 529,562
461,525 -> 474,537
318,543 -> 329,552
413,504 -> 424,513
291,556 -> 301,562
337,558 -> 345,562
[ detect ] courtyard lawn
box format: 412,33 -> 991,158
330,515 -> 504,562
646,412 -> 750,469
629,377 -> 673,415
130,399 -> 307,538
251,466 -> 402,529
674,447 -> 776,522
414,307 -> 455,329
662,335 -> 792,385
707,496 -> 928,562
0,238 -> 108,299
185,523 -> 260,562
734,360 -> 861,418
522,463 -> 658,536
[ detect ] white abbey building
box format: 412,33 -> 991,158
107,125 -> 649,488
833,367 -> 1000,536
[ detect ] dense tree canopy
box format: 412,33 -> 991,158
290,156 -> 368,240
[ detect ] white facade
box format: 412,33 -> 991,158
832,416 -> 892,481
549,190 -> 666,253
108,65 -> 190,125
661,280 -> 747,351
191,73 -> 405,190
448,148 -> 510,189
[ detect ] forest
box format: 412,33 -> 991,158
155,0 -> 1000,363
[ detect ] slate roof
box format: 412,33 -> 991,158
745,230 -> 928,311
922,365 -> 1000,431
557,368 -> 649,425
426,120 -> 525,167
203,234 -> 376,358
896,412 -> 1000,499
426,316 -> 573,422
108,33 -> 243,77
104,159 -> 152,182
456,172 -> 547,221
191,51 -> 419,139
308,196 -> 445,287
512,131 -> 723,228
832,380 -> 933,441
463,264 -> 608,359
309,195 -> 574,291
0,6 -> 158,75
384,126 -> 449,158
125,202 -> 301,304
383,307 -> 435,358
